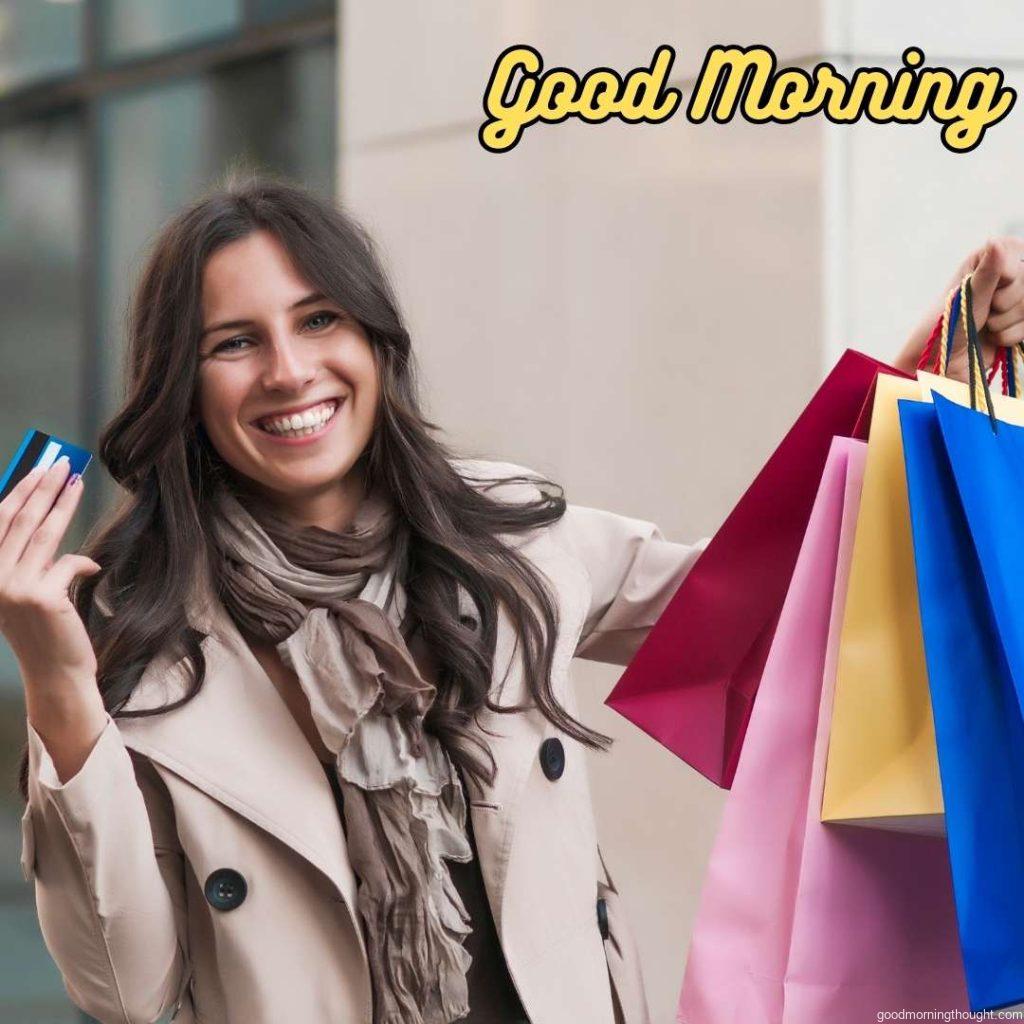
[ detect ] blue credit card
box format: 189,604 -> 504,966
0,429 -> 93,502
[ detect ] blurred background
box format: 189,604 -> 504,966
0,2 -> 1020,1021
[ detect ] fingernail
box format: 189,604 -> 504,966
54,455 -> 70,469
67,473 -> 81,487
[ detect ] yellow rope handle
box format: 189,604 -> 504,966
1014,344 -> 1024,395
959,273 -> 988,410
938,283 -> 956,373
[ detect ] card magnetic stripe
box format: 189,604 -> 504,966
0,430 -> 92,503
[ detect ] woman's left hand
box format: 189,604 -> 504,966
894,236 -> 1024,381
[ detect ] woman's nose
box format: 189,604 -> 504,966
260,334 -> 316,391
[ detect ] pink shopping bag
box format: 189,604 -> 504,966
606,351 -> 910,788
677,436 -> 966,1024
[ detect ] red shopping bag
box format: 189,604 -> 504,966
605,349 -> 911,788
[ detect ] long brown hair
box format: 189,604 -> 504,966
18,173 -> 611,800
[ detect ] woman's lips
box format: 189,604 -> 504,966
251,397 -> 345,446
252,397 -> 341,425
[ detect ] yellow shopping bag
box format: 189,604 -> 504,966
921,370 -> 1024,426
821,372 -> 944,834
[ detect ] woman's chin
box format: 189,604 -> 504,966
251,461 -> 360,499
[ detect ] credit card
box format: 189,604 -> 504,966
0,429 -> 93,502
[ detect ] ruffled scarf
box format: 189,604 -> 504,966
207,480 -> 473,1024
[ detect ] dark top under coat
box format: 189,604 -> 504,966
321,759 -> 530,1024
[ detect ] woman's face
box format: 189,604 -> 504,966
196,229 -> 380,530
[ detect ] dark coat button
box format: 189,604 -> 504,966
597,896 -> 610,940
539,737 -> 565,781
204,868 -> 247,911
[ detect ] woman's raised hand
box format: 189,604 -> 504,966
0,457 -> 102,708
942,237 -> 1024,385
895,236 -> 1024,380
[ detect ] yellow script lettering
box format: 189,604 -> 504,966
479,45 -> 681,153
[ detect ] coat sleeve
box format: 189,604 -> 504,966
21,711 -> 190,1023
555,502 -> 710,665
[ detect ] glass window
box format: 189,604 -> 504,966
96,76 -> 209,456
0,113 -> 85,570
0,20 -> 336,1021
205,40 -> 337,197
0,0 -> 82,94
95,42 -> 336,513
98,0 -> 241,62
0,902 -> 83,1022
253,0 -> 333,23
0,113 -> 86,1023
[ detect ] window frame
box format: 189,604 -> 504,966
0,10 -> 336,1019
0,1 -> 336,528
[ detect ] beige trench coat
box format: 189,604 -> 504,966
20,460 -> 705,1024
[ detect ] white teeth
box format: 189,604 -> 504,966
258,400 -> 338,436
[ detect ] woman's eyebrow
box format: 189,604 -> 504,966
200,293 -> 330,338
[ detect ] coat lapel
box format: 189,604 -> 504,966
114,528 -> 590,950
115,567 -> 362,926
465,702 -> 547,939
461,536 -> 591,939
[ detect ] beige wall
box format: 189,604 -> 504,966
820,3 -> 1024,369
337,3 -> 1022,1019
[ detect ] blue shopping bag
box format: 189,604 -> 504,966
899,396 -> 1024,1013
932,392 -> 1024,697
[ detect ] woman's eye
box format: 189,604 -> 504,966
304,310 -> 340,331
205,311 -> 340,357
213,337 -> 252,354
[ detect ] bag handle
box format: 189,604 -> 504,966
917,282 -> 967,378
987,325 -> 1024,400
917,279 -> 974,383
961,275 -> 996,419
916,273 -> 1019,430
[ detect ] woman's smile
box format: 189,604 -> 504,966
251,396 -> 345,445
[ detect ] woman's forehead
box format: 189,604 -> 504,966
202,230 -> 314,317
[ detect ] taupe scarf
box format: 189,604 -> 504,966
207,480 -> 473,1024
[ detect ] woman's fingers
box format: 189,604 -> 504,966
990,271 -> 1024,318
17,469 -> 86,577
925,237 -> 1024,381
983,266 -> 1024,348
39,552 -> 101,604
0,458 -> 73,577
983,323 -> 1024,350
967,241 -> 1017,328
0,464 -> 48,541
985,248 -> 1024,344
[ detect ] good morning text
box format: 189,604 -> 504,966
478,44 -> 1016,155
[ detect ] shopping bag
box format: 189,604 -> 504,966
607,350 -> 909,788
678,436 -> 965,1024
900,394 -> 1024,1013
824,274 -> 1024,835
820,372 -> 943,832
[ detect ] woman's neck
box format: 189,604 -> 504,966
243,462 -> 368,534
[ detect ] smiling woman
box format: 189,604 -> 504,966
12,173 -> 698,1024
196,231 -> 380,532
